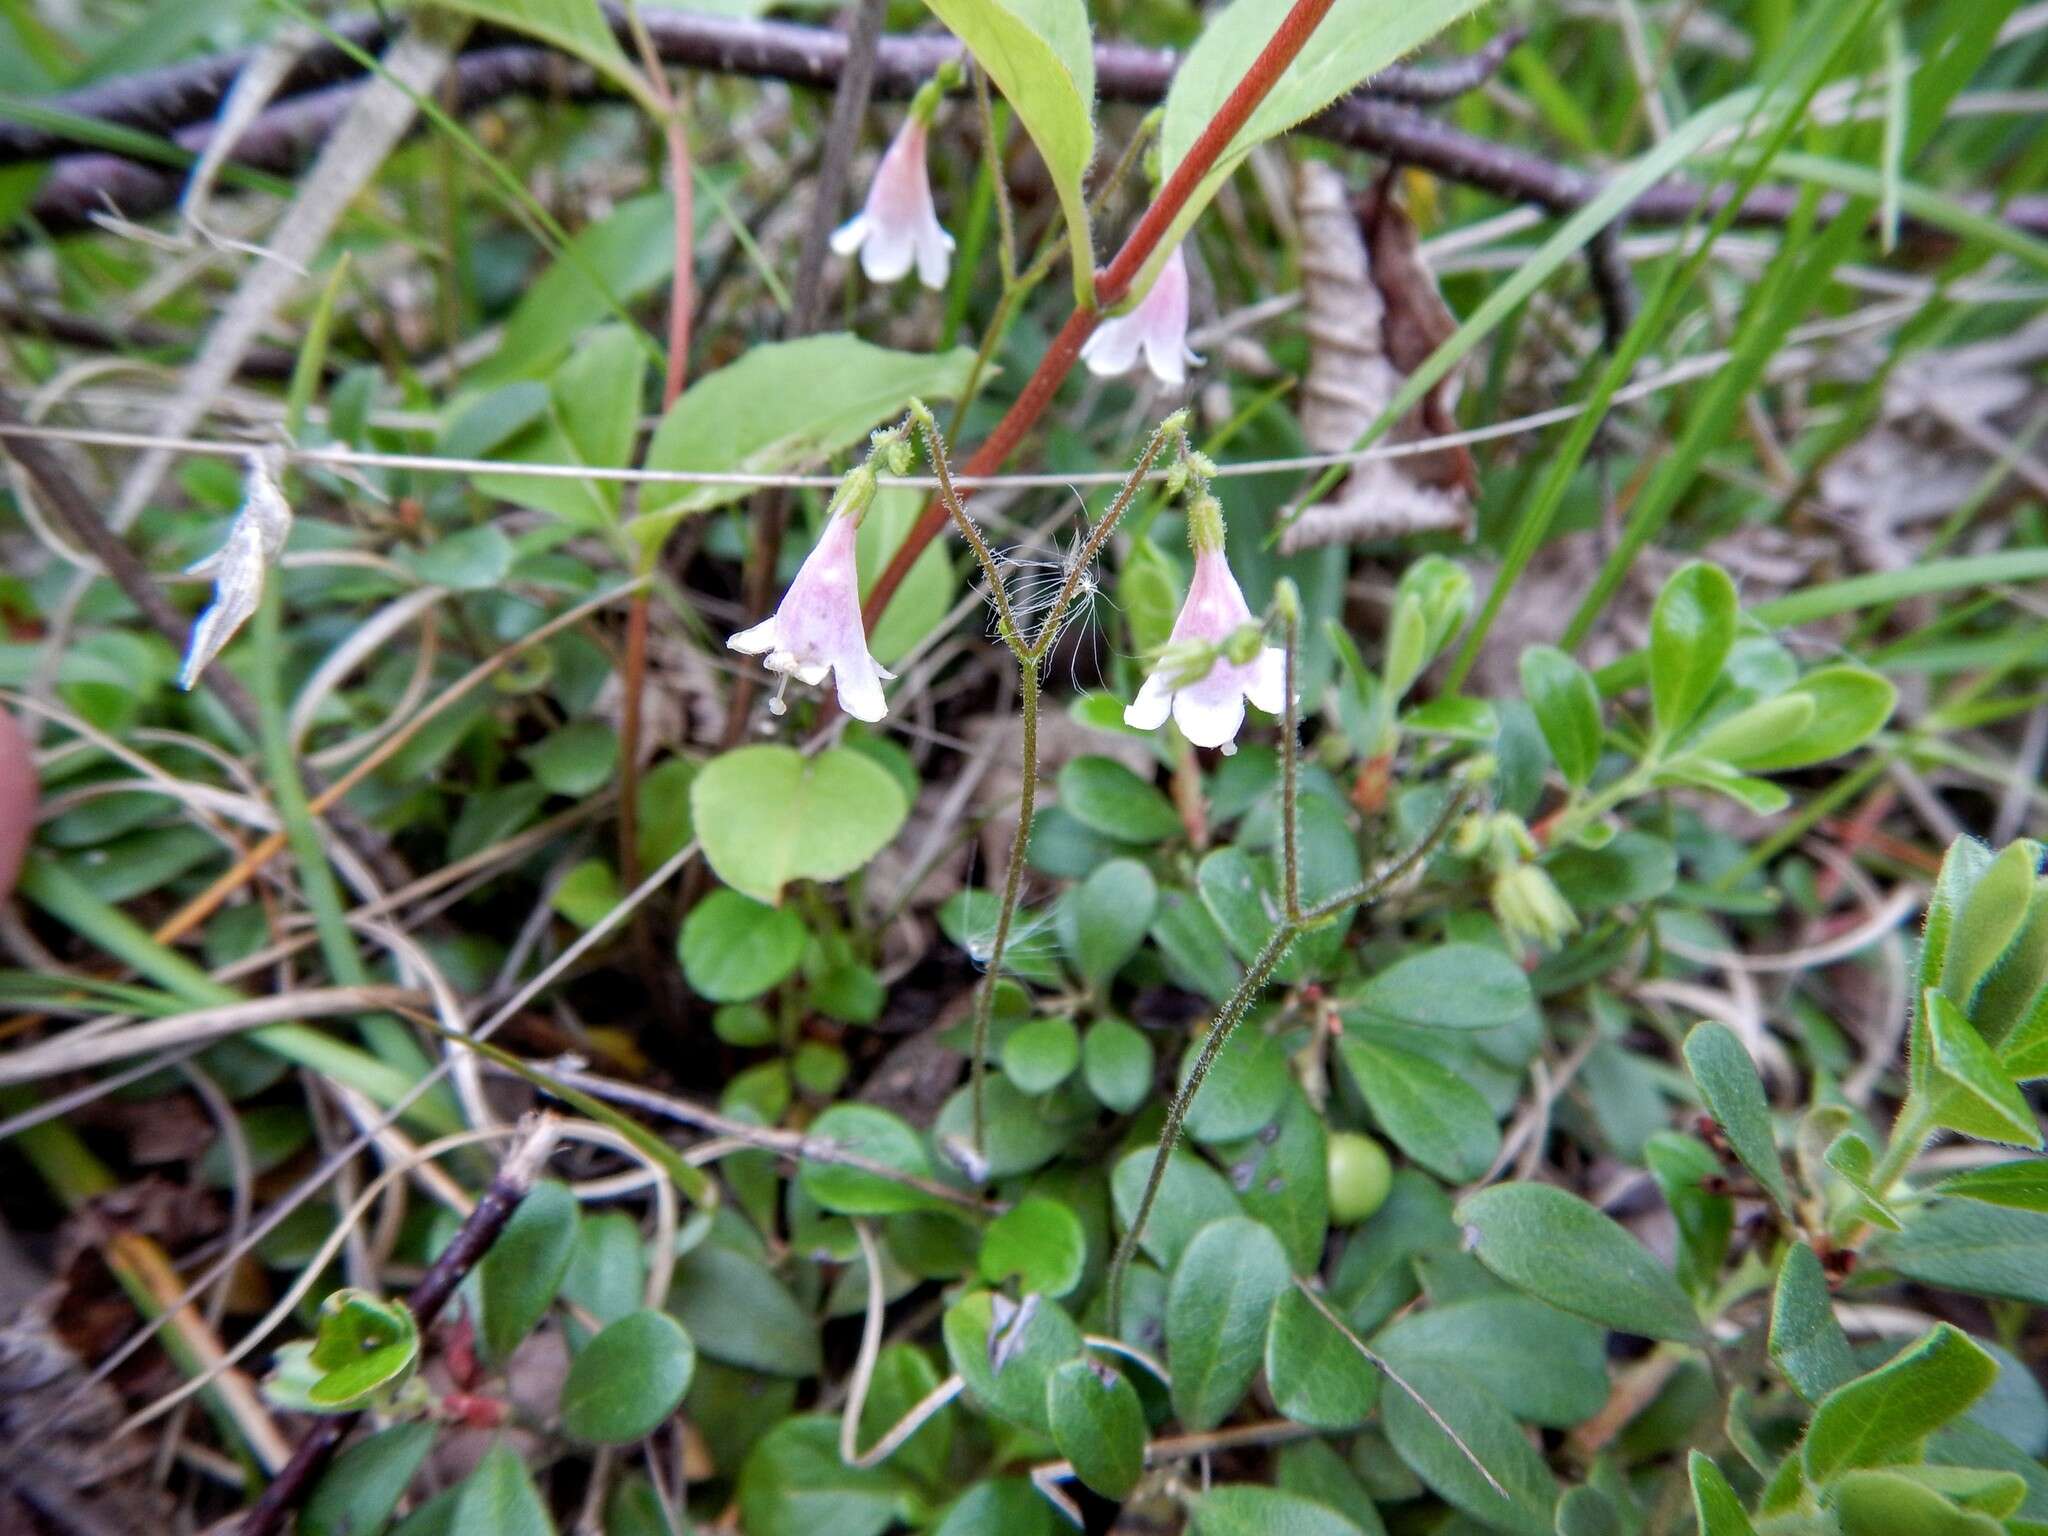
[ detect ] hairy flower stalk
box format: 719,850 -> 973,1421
912,403 -> 1181,1158
1124,480 -> 1285,752
1079,242 -> 1201,387
831,73 -> 956,291
727,426 -> 910,722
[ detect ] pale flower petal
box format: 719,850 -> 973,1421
1245,647 -> 1288,715
835,116 -> 952,291
1083,244 -> 1199,388
1123,670 -> 1173,731
726,510 -> 890,722
1122,545 -> 1283,751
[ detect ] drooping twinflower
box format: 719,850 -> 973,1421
1124,488 -> 1285,751
1456,810 -> 1580,952
1081,243 -> 1202,389
727,426 -> 911,723
831,75 -> 955,291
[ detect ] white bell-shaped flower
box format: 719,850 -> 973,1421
831,114 -> 955,291
728,500 -> 891,723
1124,497 -> 1283,750
1081,244 -> 1203,388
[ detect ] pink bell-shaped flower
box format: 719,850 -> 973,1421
1124,496 -> 1283,750
728,505 -> 891,723
831,114 -> 955,291
1081,244 -> 1202,388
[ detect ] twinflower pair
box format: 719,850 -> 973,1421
727,412 -> 1284,751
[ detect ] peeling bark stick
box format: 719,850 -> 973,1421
0,8 -> 1516,167
235,1115 -> 560,1536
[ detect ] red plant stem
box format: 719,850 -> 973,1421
862,0 -> 1338,626
620,64 -> 694,890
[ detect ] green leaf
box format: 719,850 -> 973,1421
979,1197 -> 1086,1296
930,1479 -> 1058,1536
430,0 -> 651,111
691,745 -> 909,906
1829,1469 -> 2006,1536
1455,1182 -> 1701,1342
1149,0 -> 1487,302
1081,1018 -> 1154,1113
1925,991 -> 2043,1148
1648,562 -> 1738,742
799,1104 -> 945,1215
1684,1022 -> 1793,1211
450,1442 -> 554,1536
304,1422 -> 435,1536
1689,1453 -> 1759,1536
1934,1159 -> 2048,1213
1218,1086 -> 1330,1273
562,1210 -> 647,1328
1726,666 -> 1896,772
1166,1217 -> 1292,1432
560,1310 -> 695,1444
1868,1199 -> 2048,1306
403,525 -> 514,591
521,722 -> 619,797
668,1243 -> 823,1376
1545,829 -> 1677,912
1057,756 -> 1181,844
1947,841 -> 2040,1005
636,335 -> 974,535
942,1288 -> 1083,1433
1371,1295 -> 1609,1429
477,1181 -> 580,1364
1769,1243 -> 1855,1404
679,888 -> 807,1002
550,859 -> 620,930
1336,1036 -> 1500,1183
1111,1148 -> 1241,1269
857,1343 -> 953,1487
1265,1286 -> 1378,1430
1377,1357 -> 1558,1536
1058,857 -> 1158,988
1002,1016 -> 1082,1095
1804,1324 -> 1999,1481
1046,1358 -> 1147,1499
473,327 -> 645,527
923,0 -> 1095,301
1520,645 -> 1602,789
736,1417 -> 900,1536
1190,1486 -> 1370,1536
933,1072 -> 1086,1179
1349,943 -> 1534,1031
479,194 -> 674,383
1179,1025 -> 1290,1143
1685,691 -> 1815,766
1151,887 -> 1244,1002
1825,1128 -> 1904,1232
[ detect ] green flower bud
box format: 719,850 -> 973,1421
1492,863 -> 1579,951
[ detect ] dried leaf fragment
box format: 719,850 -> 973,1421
179,449 -> 292,690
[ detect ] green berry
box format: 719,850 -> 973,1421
1327,1132 -> 1393,1224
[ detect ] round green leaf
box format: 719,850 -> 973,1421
1455,1182 -> 1703,1342
521,721 -> 619,797
1648,561 -> 1737,741
799,1104 -> 943,1214
1265,1287 -> 1378,1429
1112,1148 -> 1242,1270
450,1441 -> 552,1536
1350,943 -> 1534,1030
560,1310 -> 696,1444
737,1416 -> 900,1536
679,888 -> 806,1002
942,1289 -> 1084,1433
1058,857 -> 1159,987
1046,1358 -> 1147,1500
690,745 -> 909,906
979,1197 -> 1086,1296
1336,1036 -> 1500,1182
1057,756 -> 1182,843
1082,1018 -> 1155,1113
1190,1485 -> 1369,1536
1002,1016 -> 1082,1095
303,1423 -> 434,1536
1179,1025 -> 1289,1143
1166,1216 -> 1291,1431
